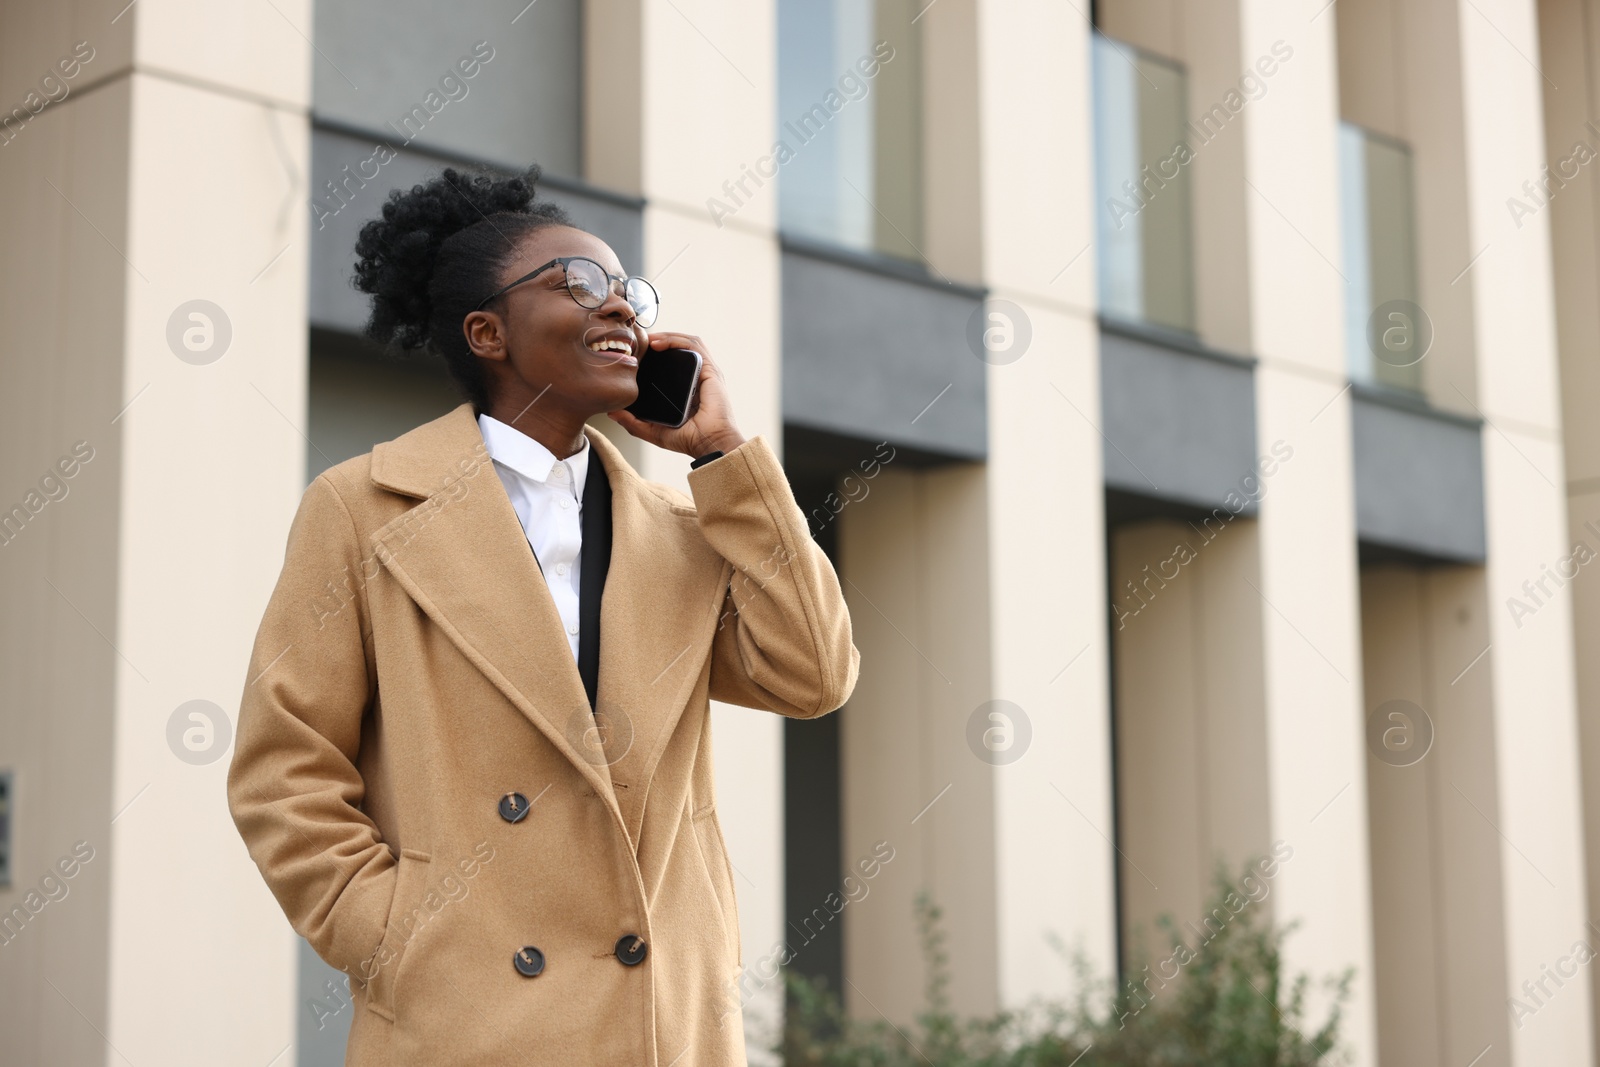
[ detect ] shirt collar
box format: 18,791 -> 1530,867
476,413 -> 590,498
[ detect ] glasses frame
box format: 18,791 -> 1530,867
472,255 -> 659,327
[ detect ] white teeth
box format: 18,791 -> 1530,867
587,339 -> 633,355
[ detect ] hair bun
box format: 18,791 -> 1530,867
352,164 -> 544,352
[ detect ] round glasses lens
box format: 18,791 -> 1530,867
626,278 -> 659,328
564,259 -> 611,307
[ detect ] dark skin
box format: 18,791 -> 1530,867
462,225 -> 746,461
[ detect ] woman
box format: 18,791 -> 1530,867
227,165 -> 859,1066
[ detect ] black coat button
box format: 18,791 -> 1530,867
614,935 -> 647,966
513,946 -> 545,976
498,792 -> 530,823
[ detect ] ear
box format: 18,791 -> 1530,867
463,309 -> 509,362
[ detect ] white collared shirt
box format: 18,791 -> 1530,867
476,413 -> 589,663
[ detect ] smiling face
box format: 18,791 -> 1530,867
462,224 -> 647,427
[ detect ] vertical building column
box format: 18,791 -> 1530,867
1339,0 -> 1592,1059
0,11 -> 134,1065
832,0 -> 1012,1025
1537,0 -> 1600,1055
1229,1 -> 1381,1062
1456,0 -> 1597,1061
626,0 -> 785,1055
1101,0 -> 1379,1053
839,464 -> 1001,1023
837,0 -> 1117,1025
1408,0 -> 1599,1058
110,7 -> 314,1065
0,2 -> 312,1065
1108,520 -> 1272,955
970,0 -> 1119,1007
1359,565 -> 1514,1066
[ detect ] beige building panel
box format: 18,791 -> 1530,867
1458,1 -> 1564,432
974,0 -> 1096,313
985,307 -> 1116,1003
839,461 -> 1000,1024
1240,6 -> 1346,380
1253,364 -> 1377,1066
1362,565 -> 1513,1067
585,0 -> 644,196
640,0 -> 777,231
1359,568 -> 1446,1067
1482,429 -> 1593,1063
918,0 -> 981,286
131,0 -> 310,108
1111,515 -> 1273,944
104,69 -> 310,1064
1533,1 -> 1600,1058
0,57 -> 132,1067
1537,0 -> 1600,484
0,2 -> 133,105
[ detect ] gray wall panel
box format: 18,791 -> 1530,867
1351,392 -> 1486,562
311,0 -> 582,178
780,242 -> 986,459
1099,324 -> 1258,512
308,127 -> 644,336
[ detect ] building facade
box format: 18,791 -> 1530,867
1,0 -> 1597,1064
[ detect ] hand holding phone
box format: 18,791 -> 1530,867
608,332 -> 746,458
625,346 -> 703,428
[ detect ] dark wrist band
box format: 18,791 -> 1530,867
690,449 -> 725,469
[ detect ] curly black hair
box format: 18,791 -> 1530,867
352,164 -> 576,412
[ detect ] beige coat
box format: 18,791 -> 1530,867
227,402 -> 859,1066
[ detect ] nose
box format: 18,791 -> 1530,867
594,280 -> 636,325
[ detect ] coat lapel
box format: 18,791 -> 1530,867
369,404 -> 618,816
587,430 -> 731,848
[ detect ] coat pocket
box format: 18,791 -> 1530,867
691,804 -> 742,968
365,848 -> 431,1022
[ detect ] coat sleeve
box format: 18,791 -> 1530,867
687,434 -> 860,717
226,471 -> 394,984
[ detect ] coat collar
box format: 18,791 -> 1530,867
371,401 -> 616,500
366,403 -> 728,851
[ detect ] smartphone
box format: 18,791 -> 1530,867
626,347 -> 703,428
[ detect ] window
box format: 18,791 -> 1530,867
1339,123 -> 1423,392
1092,32 -> 1196,334
777,0 -> 923,260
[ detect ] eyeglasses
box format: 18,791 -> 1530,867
473,256 -> 659,328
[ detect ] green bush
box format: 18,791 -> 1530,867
774,864 -> 1352,1067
